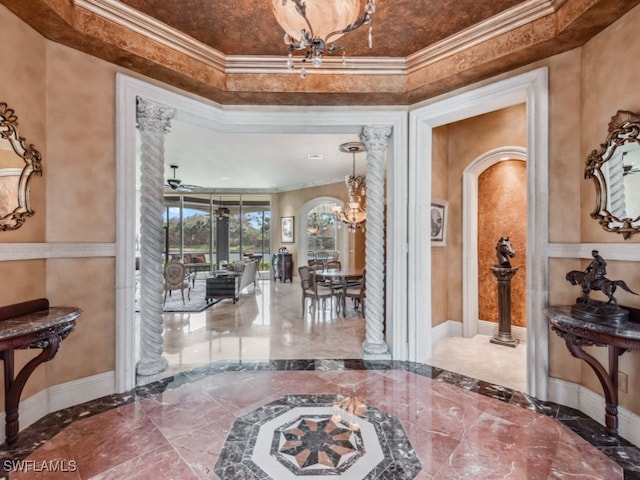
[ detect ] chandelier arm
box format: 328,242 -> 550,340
291,0 -> 316,40
324,15 -> 371,45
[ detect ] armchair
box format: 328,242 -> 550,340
163,261 -> 191,305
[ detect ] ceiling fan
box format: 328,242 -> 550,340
165,164 -> 204,192
215,195 -> 230,218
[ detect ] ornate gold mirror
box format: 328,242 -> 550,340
0,102 -> 42,230
586,110 -> 640,239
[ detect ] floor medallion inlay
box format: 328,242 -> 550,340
214,394 -> 421,479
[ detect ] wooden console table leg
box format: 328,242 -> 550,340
1,337 -> 60,445
564,338 -> 619,435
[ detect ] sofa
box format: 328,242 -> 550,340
226,259 -> 259,298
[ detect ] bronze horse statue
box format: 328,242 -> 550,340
566,270 -> 637,306
495,237 -> 516,268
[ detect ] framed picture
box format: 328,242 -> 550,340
281,216 -> 294,243
430,199 -> 448,245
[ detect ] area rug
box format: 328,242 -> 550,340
136,280 -> 221,313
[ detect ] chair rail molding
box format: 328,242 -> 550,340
546,243 -> 640,261
0,243 -> 116,261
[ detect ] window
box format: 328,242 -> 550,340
163,193 -> 270,268
307,203 -> 338,260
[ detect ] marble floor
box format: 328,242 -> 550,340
161,276 -> 366,374
429,335 -> 527,393
2,276 -> 640,479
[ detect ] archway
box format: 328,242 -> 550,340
115,74 -> 407,391
408,67 -> 548,398
462,146 -> 527,338
297,196 -> 351,269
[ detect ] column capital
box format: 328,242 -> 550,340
360,125 -> 392,153
136,97 -> 174,134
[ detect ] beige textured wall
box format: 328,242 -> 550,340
541,5 -> 640,414
0,5 -> 119,408
0,5 -> 46,244
477,161 -> 527,327
0,7 -> 48,409
438,105 -> 527,325
46,42 -> 116,242
581,5 -> 640,245
431,126 -> 449,327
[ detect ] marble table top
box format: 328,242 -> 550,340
545,305 -> 640,343
0,307 -> 82,342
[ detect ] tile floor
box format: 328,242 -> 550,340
1,276 -> 639,479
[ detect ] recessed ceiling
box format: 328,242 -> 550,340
118,0 -> 524,57
2,0 -> 635,105
4,0 -> 636,191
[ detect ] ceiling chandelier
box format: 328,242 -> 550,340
332,141 -> 366,232
271,0 -> 376,78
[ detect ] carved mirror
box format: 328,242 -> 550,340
0,102 -> 42,230
586,110 -> 640,239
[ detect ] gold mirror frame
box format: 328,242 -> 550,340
0,102 -> 42,230
586,110 -> 640,240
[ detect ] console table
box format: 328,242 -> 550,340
545,305 -> 640,435
0,298 -> 81,445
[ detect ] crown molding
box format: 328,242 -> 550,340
74,0 -> 227,71
406,0 -> 564,73
224,55 -> 407,75
76,0 -> 565,76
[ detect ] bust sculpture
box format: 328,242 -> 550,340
495,237 -> 515,268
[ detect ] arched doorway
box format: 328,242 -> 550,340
297,196 -> 351,269
462,147 -> 527,338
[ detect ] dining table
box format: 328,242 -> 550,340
313,268 -> 364,317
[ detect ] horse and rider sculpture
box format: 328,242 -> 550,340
566,250 -> 637,307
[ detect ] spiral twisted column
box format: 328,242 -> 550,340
360,125 -> 392,357
136,98 -> 174,377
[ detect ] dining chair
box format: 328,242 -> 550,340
298,266 -> 335,318
163,261 -> 191,305
308,260 -> 324,270
326,260 -> 341,270
322,260 -> 345,293
343,268 -> 366,317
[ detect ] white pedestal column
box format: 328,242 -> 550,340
361,125 -> 392,359
135,98 -> 174,378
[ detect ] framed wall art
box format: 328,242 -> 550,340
430,199 -> 448,246
281,216 -> 294,243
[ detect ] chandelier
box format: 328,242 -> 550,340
271,0 -> 376,78
332,142 -> 366,232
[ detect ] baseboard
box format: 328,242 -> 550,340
431,320 -> 462,345
0,371 -> 115,444
548,377 -> 640,447
431,319 -> 526,344
477,319 -> 527,343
